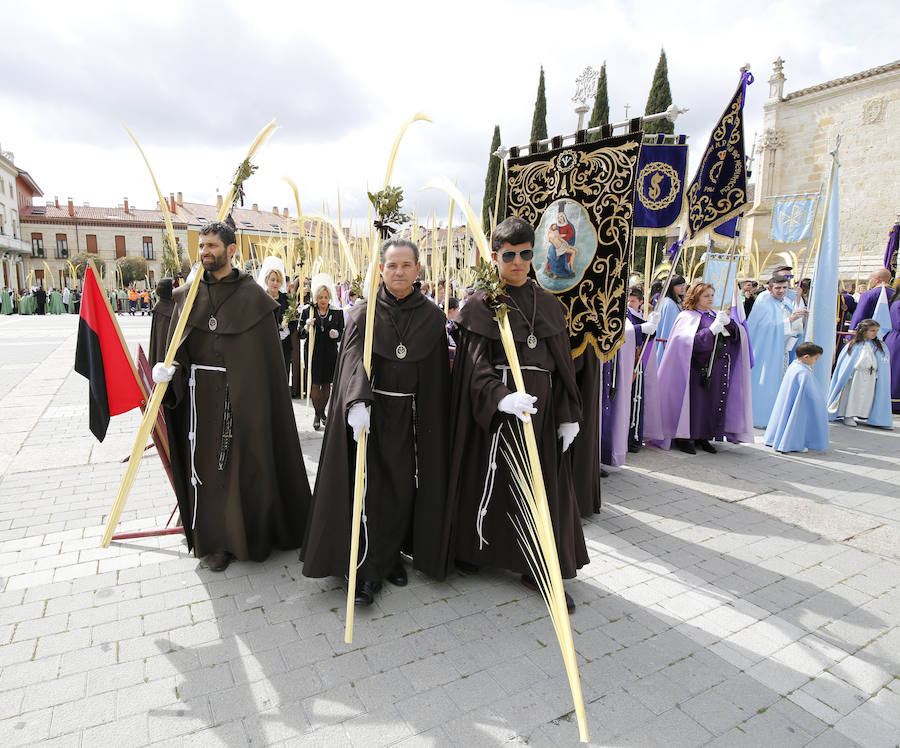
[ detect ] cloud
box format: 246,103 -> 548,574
0,2 -> 373,147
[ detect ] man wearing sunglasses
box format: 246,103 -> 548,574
446,217 -> 587,612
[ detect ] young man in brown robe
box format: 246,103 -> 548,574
152,221 -> 311,572
148,277 -> 174,366
447,217 -> 587,612
301,238 -> 450,606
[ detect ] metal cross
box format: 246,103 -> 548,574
624,103 -> 631,119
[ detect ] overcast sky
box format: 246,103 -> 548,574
2,0 -> 896,229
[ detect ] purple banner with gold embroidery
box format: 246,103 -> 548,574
634,135 -> 688,231
505,131 -> 642,360
685,71 -> 752,238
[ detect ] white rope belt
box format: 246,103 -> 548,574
372,388 -> 419,489
475,364 -> 551,548
188,364 -> 226,531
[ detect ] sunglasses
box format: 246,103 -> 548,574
499,249 -> 534,263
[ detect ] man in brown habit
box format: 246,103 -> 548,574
301,237 -> 450,606
447,217 -> 587,612
152,220 -> 311,572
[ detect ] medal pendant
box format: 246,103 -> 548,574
526,333 -> 538,349
396,343 -> 408,360
208,316 -> 218,331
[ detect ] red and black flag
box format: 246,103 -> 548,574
74,265 -> 144,441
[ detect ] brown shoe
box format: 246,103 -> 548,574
206,551 -> 232,572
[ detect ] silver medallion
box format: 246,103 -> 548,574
208,316 -> 218,331
396,343 -> 408,360
526,333 -> 538,349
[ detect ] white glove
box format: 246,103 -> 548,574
558,422 -> 579,453
279,328 -> 290,341
347,402 -> 370,442
498,392 -> 538,423
710,311 -> 731,336
152,362 -> 177,384
329,328 -> 339,339
305,318 -> 315,329
639,310 -> 660,335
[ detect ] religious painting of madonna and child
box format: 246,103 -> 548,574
533,200 -> 596,292
505,130 -> 642,360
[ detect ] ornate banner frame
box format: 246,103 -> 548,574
506,131 -> 642,361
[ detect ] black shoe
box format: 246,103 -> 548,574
521,574 -> 575,614
674,438 -> 696,455
313,417 -> 321,431
354,580 -> 381,606
386,561 -> 407,587
206,551 -> 232,572
321,414 -> 327,425
455,560 -> 480,576
600,469 -> 609,478
628,444 -> 640,453
695,439 -> 717,454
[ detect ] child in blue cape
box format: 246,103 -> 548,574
764,342 -> 829,453
827,319 -> 893,429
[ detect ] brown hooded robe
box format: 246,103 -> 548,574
447,281 -> 588,579
164,269 -> 311,561
301,284 -> 450,582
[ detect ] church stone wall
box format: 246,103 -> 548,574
743,61 -> 899,283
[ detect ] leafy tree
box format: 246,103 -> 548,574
70,252 -> 106,281
588,62 -> 609,141
117,257 -> 149,286
160,233 -> 191,278
530,66 -> 548,152
481,125 -> 507,234
644,49 -> 674,134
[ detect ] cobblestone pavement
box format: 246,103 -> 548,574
1,314 -> 899,747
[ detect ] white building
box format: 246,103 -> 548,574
742,58 -> 900,282
0,145 -> 36,291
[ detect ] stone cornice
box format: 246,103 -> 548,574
783,60 -> 900,101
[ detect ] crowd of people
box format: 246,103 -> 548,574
140,218 -> 899,613
0,284 -> 79,315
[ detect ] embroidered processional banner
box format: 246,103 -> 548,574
506,131 -> 642,360
633,134 -> 688,232
770,196 -> 818,243
685,71 -> 752,238
712,213 -> 740,242
702,252 -> 740,308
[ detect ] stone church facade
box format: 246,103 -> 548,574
742,58 -> 900,283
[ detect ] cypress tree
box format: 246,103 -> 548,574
588,62 -> 609,141
644,49 -> 674,134
530,66 -> 548,152
482,125 -> 503,233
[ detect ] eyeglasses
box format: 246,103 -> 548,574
499,249 -> 534,263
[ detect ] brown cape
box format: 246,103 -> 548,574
571,352 -> 603,516
163,269 -> 311,560
301,284 -> 451,581
148,297 -> 174,365
446,281 -> 588,578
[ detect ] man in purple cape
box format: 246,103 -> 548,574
654,284 -> 754,451
850,269 -> 894,329
883,288 -> 900,413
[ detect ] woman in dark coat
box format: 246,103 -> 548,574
298,275 -> 344,430
258,260 -> 296,377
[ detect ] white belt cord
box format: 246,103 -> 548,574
188,364 -> 226,530
372,388 -> 419,488
631,361 -> 643,432
474,365 -> 551,549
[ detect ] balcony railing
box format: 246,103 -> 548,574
0,234 -> 29,253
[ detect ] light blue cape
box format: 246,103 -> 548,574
826,340 -> 893,428
764,360 -> 829,452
